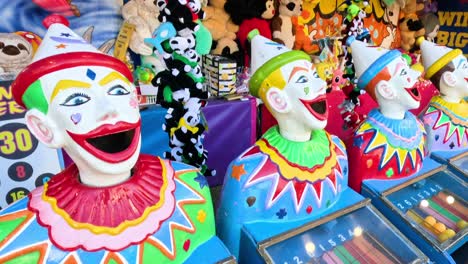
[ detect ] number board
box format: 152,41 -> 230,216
0,79 -> 62,209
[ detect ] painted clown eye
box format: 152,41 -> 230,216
296,75 -> 308,83
313,71 -> 319,78
400,69 -> 408,76
107,85 -> 130,96
61,93 -> 91,107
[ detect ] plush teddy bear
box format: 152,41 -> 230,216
121,0 -> 160,55
204,0 -> 238,40
271,0 -> 302,48
398,0 -> 425,52
399,15 -> 425,52
225,0 -> 276,66
203,0 -> 239,56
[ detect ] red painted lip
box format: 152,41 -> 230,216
300,95 -> 328,121
405,85 -> 421,102
67,119 -> 141,163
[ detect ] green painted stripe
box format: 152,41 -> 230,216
428,198 -> 460,223
333,247 -> 350,263
336,245 -> 359,263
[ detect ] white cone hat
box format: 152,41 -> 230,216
32,21 -> 99,62
347,37 -> 401,90
419,38 -> 462,79
248,30 -> 310,97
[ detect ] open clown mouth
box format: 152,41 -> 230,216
299,95 -> 328,121
67,120 -> 141,163
405,85 -> 421,102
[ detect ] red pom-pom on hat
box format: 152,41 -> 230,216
43,14 -> 69,29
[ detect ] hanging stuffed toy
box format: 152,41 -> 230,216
224,0 -> 276,67
149,0 -> 215,176
271,0 -> 302,48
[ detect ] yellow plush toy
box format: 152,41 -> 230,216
398,0 -> 425,52
203,0 -> 239,54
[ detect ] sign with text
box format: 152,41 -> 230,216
0,79 -> 62,210
437,1 -> 468,56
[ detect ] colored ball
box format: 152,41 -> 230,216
424,216 -> 436,227
456,220 -> 466,230
438,229 -> 456,242
433,222 -> 446,233
437,228 -> 455,243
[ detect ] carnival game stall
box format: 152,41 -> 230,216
0,0 -> 466,263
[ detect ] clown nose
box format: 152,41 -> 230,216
43,14 -> 70,29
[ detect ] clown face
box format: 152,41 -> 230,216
385,57 -> 421,110
281,60 -> 328,130
38,66 -> 141,177
450,54 -> 468,98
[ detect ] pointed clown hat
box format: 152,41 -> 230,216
11,15 -> 132,110
418,38 -> 463,79
248,30 -> 310,97
347,37 -> 401,92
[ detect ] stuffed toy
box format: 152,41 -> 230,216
0,32 -> 41,74
380,1 -> 400,49
149,0 -> 214,176
203,0 -> 239,54
292,0 -> 320,54
420,12 -> 439,42
398,0 -> 425,52
225,0 -> 276,66
271,0 -> 302,48
399,15 -> 425,52
157,0 -> 199,32
32,0 -> 80,16
122,0 -> 160,55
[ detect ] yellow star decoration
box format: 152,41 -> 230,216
231,164 -> 246,181
197,210 -> 206,223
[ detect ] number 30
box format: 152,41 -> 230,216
0,129 -> 32,155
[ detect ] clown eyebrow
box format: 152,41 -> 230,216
51,80 -> 91,101
98,72 -> 131,86
393,62 -> 406,76
288,66 -> 309,82
456,59 -> 464,68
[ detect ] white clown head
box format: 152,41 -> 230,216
420,39 -> 468,103
11,16 -> 141,187
249,30 -> 327,142
349,39 -> 421,119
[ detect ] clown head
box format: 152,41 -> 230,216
420,39 -> 468,103
249,31 -> 327,142
11,17 -> 141,187
350,39 -> 421,119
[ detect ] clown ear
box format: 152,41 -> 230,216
441,71 -> 457,87
266,87 -> 292,114
25,109 -> 65,149
375,80 -> 396,100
